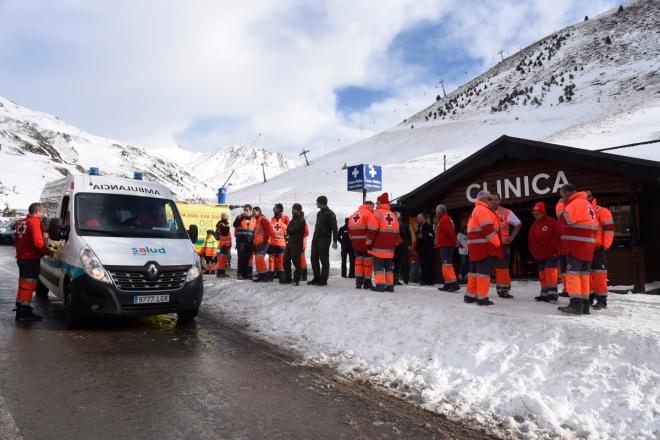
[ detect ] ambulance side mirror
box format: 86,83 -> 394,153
187,225 -> 198,244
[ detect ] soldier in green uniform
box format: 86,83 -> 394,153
282,203 -> 306,285
308,195 -> 338,286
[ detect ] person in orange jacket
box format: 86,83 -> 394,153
215,213 -> 232,278
465,191 -> 503,306
268,203 -> 289,282
252,207 -> 273,282
14,202 -> 54,321
435,204 -> 459,292
199,230 -> 218,274
557,184 -> 599,315
555,198 -> 569,297
491,194 -> 522,299
348,201 -> 374,289
528,202 -> 561,302
366,193 -> 400,292
586,190 -> 615,310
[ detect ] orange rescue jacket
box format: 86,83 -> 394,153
366,204 -> 400,259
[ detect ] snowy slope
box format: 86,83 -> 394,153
204,278 -> 660,440
231,0 -> 660,217
0,97 -> 216,208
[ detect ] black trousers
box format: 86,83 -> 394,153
236,242 -> 254,278
341,246 -> 355,278
311,238 -> 331,282
419,250 -> 434,285
284,243 -> 303,282
393,245 -> 409,283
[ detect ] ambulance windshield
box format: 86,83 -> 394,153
75,193 -> 187,239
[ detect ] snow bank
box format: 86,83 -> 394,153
204,278 -> 660,439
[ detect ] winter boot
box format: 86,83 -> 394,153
583,298 -> 591,315
370,285 -> 385,293
301,269 -> 308,282
546,293 -> 558,302
15,304 -> 42,322
558,298 -> 584,315
593,296 -> 608,310
385,285 -> 395,293
216,270 -> 226,278
362,279 -> 373,290
588,293 -> 596,306
463,295 -> 477,304
307,278 -> 319,285
446,282 -> 460,292
535,294 -> 550,302
477,298 -> 494,306
355,277 -> 364,289
497,289 -> 514,299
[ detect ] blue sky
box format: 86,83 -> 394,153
0,0 -> 619,154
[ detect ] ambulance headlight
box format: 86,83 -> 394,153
80,246 -> 111,284
186,252 -> 202,281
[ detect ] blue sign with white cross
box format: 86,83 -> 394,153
347,164 -> 382,192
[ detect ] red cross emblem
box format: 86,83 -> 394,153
273,223 -> 282,232
385,213 -> 394,226
352,213 -> 361,223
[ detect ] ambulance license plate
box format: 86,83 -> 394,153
133,294 -> 170,305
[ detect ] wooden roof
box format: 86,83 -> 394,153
394,135 -> 660,212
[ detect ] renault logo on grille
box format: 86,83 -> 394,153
146,263 -> 159,280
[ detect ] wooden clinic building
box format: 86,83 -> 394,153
395,136 -> 660,292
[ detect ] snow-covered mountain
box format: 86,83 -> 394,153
0,97 -> 298,209
0,96 -> 219,208
155,145 -> 299,192
231,0 -> 660,220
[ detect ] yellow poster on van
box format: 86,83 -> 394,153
176,202 -> 231,250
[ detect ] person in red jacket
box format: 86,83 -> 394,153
557,184 -> 599,315
300,217 -> 309,281
435,204 -> 459,292
465,191 -> 503,306
252,207 -> 273,282
366,193 -> 400,292
586,190 -> 615,310
14,203 -> 53,321
528,202 -> 561,302
348,201 -> 374,289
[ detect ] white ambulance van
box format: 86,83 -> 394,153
38,171 -> 203,326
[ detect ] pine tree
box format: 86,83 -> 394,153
584,15 -> 589,21
436,94 -> 441,102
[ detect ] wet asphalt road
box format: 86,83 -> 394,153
0,246 -> 488,440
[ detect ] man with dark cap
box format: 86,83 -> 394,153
283,203 -> 306,285
233,204 -> 255,279
337,218 -> 355,278
308,195 -> 338,286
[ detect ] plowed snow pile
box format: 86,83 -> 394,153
204,278 -> 660,439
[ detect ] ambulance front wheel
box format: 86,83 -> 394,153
64,281 -> 82,328
177,308 -> 199,322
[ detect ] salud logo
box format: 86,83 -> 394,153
131,246 -> 167,256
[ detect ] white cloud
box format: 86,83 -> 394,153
0,0 -> 619,155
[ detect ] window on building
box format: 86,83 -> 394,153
606,203 -> 632,237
